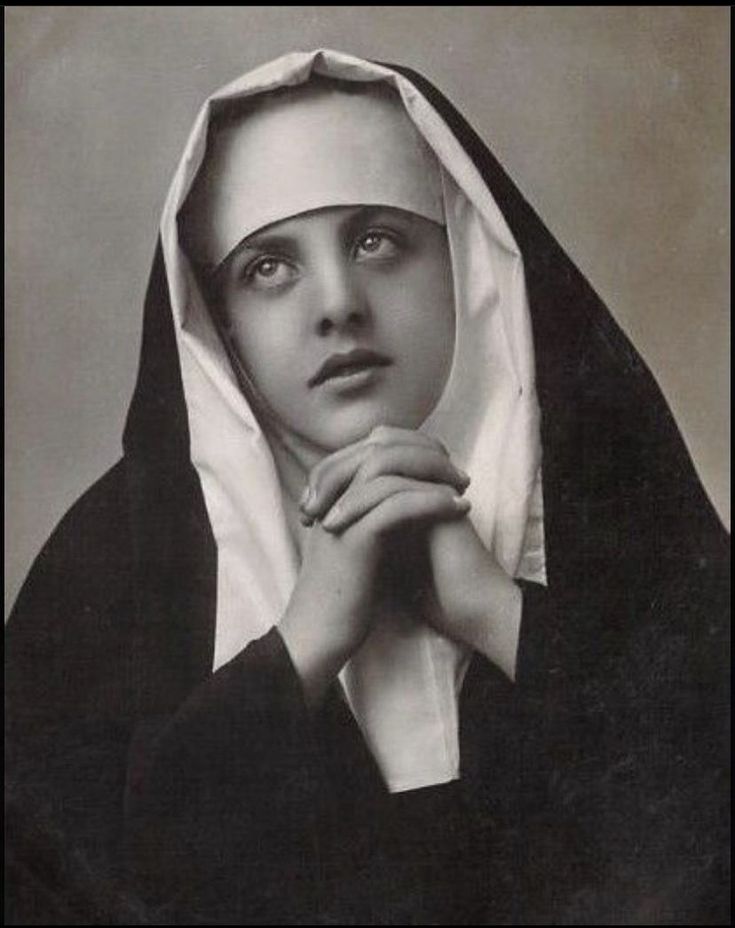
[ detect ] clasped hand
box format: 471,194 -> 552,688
278,426 -> 521,708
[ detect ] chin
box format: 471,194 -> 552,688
315,404 -> 428,451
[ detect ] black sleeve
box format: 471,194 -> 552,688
5,467 -> 327,925
124,627 -> 323,923
7,619 -> 325,925
513,578 -> 563,689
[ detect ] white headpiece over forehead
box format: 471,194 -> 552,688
181,78 -> 445,268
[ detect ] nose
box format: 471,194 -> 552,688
312,259 -> 369,337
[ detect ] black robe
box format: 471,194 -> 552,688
6,63 -> 730,925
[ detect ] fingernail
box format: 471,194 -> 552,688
453,495 -> 471,511
458,469 -> 471,484
321,507 -> 340,530
299,487 -> 313,510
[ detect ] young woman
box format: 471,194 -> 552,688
6,50 -> 729,925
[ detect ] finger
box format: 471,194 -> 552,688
356,483 -> 471,540
368,424 -> 447,456
321,475 -> 442,533
299,439 -> 378,525
302,426 -> 448,512
305,445 -> 470,521
301,440 -> 372,518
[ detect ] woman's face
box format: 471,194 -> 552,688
215,204 -> 455,452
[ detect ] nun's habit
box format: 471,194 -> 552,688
5,50 -> 729,926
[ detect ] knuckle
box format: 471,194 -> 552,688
370,424 -> 391,444
431,436 -> 449,457
372,496 -> 399,532
358,449 -> 382,481
355,460 -> 371,485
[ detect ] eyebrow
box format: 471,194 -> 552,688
238,232 -> 298,254
237,205 -> 408,255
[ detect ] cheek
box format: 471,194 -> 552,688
388,261 -> 456,374
222,303 -> 302,407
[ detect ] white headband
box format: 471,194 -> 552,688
180,79 -> 445,268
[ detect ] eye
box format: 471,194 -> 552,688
242,255 -> 297,290
353,230 -> 401,263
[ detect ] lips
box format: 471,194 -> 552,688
309,348 -> 392,387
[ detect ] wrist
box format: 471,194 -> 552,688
428,519 -> 523,680
277,606 -> 352,711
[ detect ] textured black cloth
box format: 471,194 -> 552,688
5,63 -> 729,925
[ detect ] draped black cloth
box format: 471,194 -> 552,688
6,63 -> 729,925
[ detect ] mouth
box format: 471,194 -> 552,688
309,348 -> 392,388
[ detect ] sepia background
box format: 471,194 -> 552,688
5,6 -> 729,615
